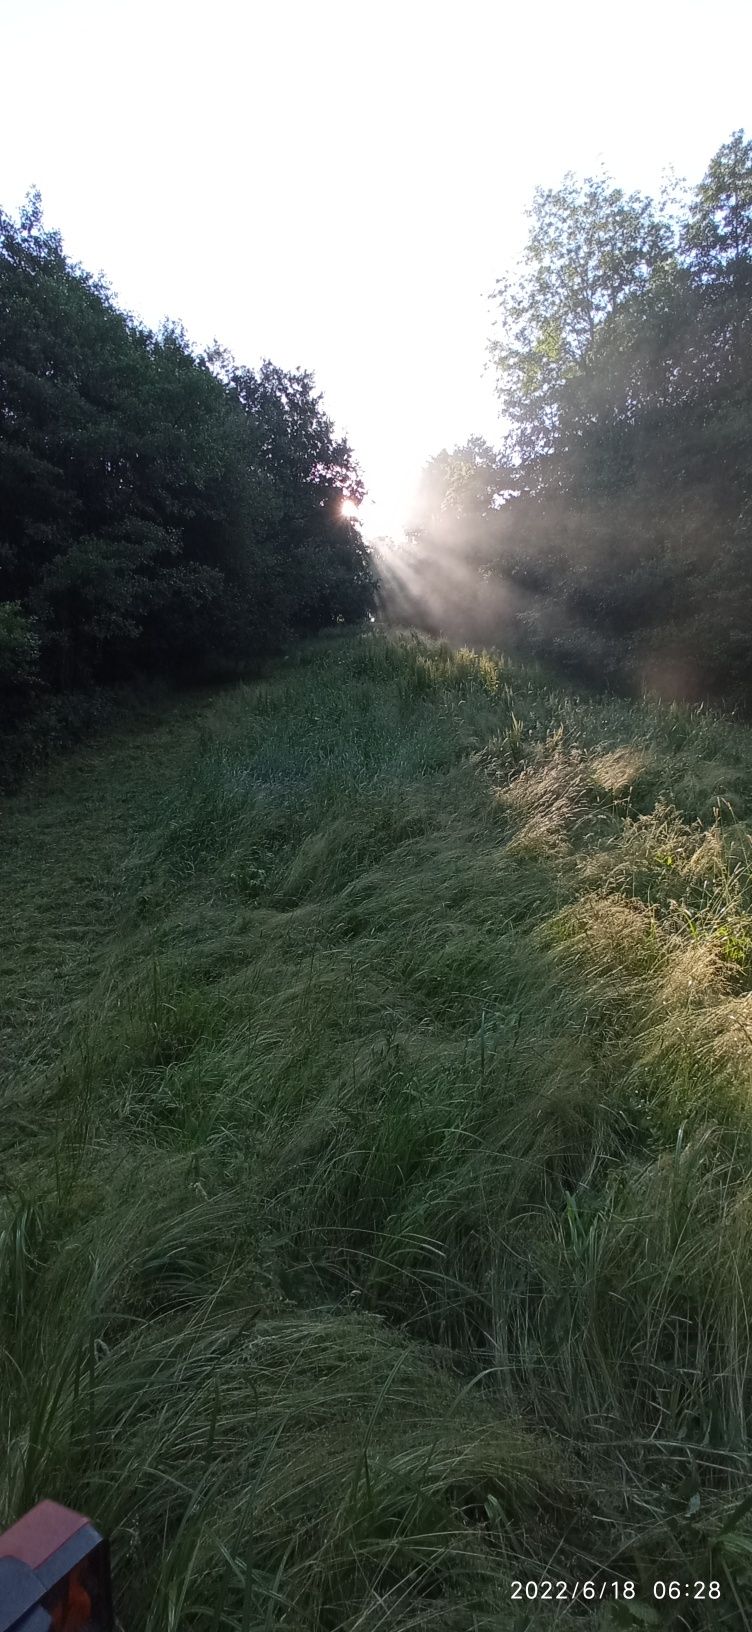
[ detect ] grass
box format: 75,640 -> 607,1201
4,627 -> 752,1627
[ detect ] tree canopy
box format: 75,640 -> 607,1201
0,191 -> 375,721
411,130 -> 752,706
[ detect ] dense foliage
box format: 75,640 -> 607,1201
407,131 -> 752,707
0,191 -> 375,728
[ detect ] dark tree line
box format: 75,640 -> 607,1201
406,131 -> 752,707
0,191 -> 375,725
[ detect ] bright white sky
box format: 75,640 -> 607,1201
2,0 -> 751,535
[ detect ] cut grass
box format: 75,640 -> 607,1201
3,629 -> 752,1626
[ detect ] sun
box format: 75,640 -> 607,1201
340,497 -> 360,520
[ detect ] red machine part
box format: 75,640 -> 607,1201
0,1501 -> 112,1632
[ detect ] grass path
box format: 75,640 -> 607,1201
4,630 -> 752,1629
2,694 -> 214,1089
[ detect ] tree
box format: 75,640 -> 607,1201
409,438 -> 507,530
489,171 -> 674,470
401,132 -> 752,706
681,129 -> 752,291
0,190 -> 375,718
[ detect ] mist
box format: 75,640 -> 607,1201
367,130 -> 752,717
368,471 -> 745,712
371,529 -> 524,650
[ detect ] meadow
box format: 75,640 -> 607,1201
3,628 -> 752,1629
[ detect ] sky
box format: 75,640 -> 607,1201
2,0 -> 751,537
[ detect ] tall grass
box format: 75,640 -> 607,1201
4,629 -> 752,1626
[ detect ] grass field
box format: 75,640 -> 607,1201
4,628 -> 752,1629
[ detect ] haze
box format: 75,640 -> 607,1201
2,0 -> 751,536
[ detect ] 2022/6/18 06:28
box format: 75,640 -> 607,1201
510,1580 -> 722,1602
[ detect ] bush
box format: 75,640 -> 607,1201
0,601 -> 41,714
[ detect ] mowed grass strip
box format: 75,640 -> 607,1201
3,629 -> 752,1628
